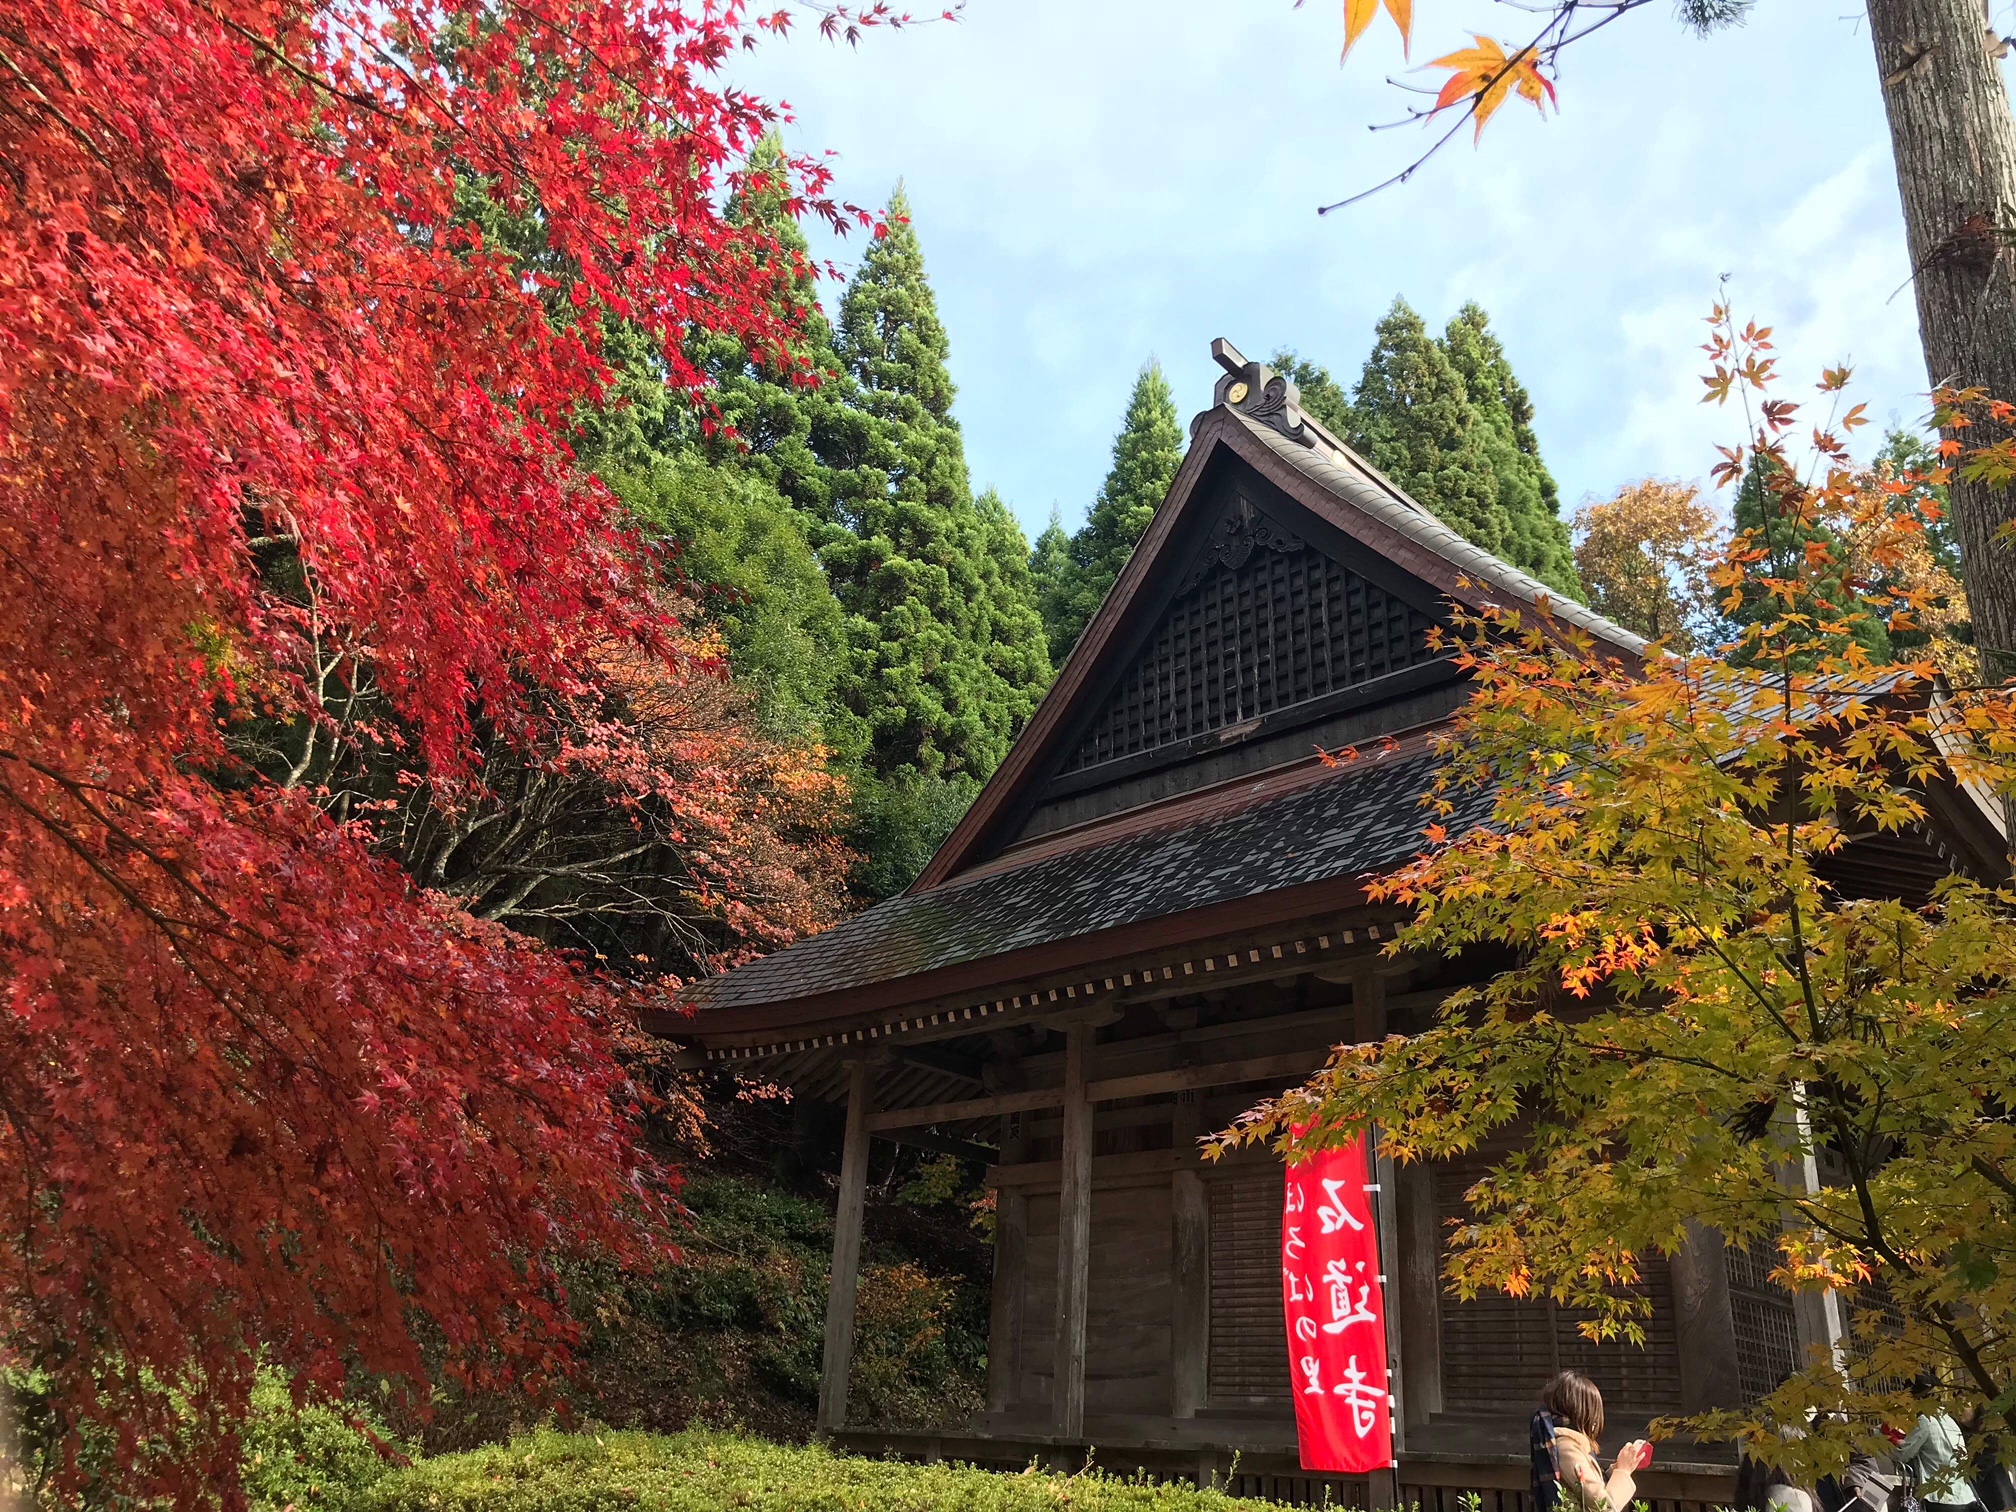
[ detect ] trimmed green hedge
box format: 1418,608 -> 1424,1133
353,1430 -> 1290,1512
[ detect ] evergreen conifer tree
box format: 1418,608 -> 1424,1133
819,186 -> 1049,791
1029,508 -> 1073,660
683,133 -> 850,522
975,488 -> 1052,718
1348,298 -> 1512,560
1345,297 -> 1583,598
1441,304 -> 1580,598
1042,361 -> 1183,660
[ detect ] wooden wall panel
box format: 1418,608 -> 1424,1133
1013,1181 -> 1175,1417
1018,1192 -> 1058,1410
1087,1181 -> 1174,1416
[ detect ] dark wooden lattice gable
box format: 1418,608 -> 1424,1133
1059,491 -> 1444,778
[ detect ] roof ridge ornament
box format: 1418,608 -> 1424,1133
1208,337 -> 1317,449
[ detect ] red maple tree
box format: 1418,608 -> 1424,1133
0,0 -> 863,1499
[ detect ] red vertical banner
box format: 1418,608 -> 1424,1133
1281,1127 -> 1395,1474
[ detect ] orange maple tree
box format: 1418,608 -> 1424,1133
0,0 -> 874,1500
1218,315 -> 2016,1458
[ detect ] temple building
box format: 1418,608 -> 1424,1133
657,342 -> 2011,1507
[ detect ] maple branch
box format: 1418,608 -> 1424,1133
1317,0 -> 1658,215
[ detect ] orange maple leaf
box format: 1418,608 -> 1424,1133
1430,35 -> 1556,139
1343,0 -> 1412,58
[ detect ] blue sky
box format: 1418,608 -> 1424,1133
731,0 -> 1956,544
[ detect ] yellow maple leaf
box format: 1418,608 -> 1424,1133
1430,34 -> 1556,139
1342,0 -> 1412,59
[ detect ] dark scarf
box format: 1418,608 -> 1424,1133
1533,1409 -> 1561,1512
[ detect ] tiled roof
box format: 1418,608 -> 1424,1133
1229,409 -> 1653,656
683,749 -> 1483,1016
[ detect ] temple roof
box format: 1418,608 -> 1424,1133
679,740 -> 1479,1023
665,342 -> 1662,1040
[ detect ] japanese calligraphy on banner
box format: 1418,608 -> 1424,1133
1282,1127 -> 1394,1474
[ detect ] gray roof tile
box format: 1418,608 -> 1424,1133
683,751 -> 1483,1016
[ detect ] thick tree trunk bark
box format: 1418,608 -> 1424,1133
1866,0 -> 2016,672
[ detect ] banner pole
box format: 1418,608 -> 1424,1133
1372,1120 -> 1405,1505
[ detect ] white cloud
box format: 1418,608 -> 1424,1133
726,0 -> 1968,540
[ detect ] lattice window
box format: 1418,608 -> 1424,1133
1208,1166 -> 1292,1404
1062,524 -> 1439,776
1434,1158 -> 1684,1422
1727,1236 -> 1801,1402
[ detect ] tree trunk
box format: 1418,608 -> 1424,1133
1866,0 -> 2016,672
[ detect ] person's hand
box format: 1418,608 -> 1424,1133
1618,1441 -> 1652,1473
1882,1425 -> 1906,1446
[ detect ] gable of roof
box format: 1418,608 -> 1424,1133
915,344 -> 1647,890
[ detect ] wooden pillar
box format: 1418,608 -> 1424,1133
818,1059 -> 872,1435
1670,1221 -> 1744,1412
1052,1020 -> 1093,1440
1170,1090 -> 1209,1419
1782,1093 -> 1850,1375
986,1112 -> 1029,1416
1394,1159 -> 1443,1430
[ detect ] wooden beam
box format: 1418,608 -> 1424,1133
866,1049 -> 1337,1133
879,1126 -> 995,1163
817,1061 -> 871,1434
1085,1049 -> 1332,1105
1052,1021 -> 1093,1440
866,1088 -> 1061,1132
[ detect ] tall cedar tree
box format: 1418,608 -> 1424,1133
1039,362 -> 1185,661
0,0 -> 868,1498
1029,509 -> 1074,656
1269,348 -> 1356,440
1346,299 -> 1583,600
821,187 -> 1050,786
686,134 -> 850,526
1442,304 -> 1578,596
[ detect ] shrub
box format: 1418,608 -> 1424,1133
353,1429 -> 1292,1512
241,1371 -> 412,1511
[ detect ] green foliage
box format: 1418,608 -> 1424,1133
972,489 -> 1051,728
1676,0 -> 1754,35
1039,362 -> 1185,660
1348,298 -> 1508,552
242,1372 -> 411,1512
1441,304 -> 1579,599
843,767 -> 980,901
608,453 -> 850,744
354,1429 -> 1296,1512
684,133 -> 852,524
1028,510 -> 1074,666
1267,348 -> 1355,440
819,186 -> 1050,789
404,1172 -> 986,1451
1342,298 -> 1583,599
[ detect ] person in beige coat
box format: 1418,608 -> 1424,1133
1542,1371 -> 1653,1512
